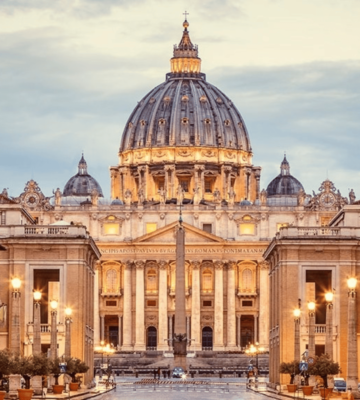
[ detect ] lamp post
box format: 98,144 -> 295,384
11,278 -> 21,353
33,291 -> 42,355
245,342 -> 265,380
324,291 -> 333,359
50,300 -> 58,360
307,301 -> 316,358
64,307 -> 72,358
347,278 -> 358,389
293,307 -> 301,361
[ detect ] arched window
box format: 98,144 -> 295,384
106,269 -> 117,293
242,268 -> 252,291
147,269 -> 157,292
202,269 -> 213,292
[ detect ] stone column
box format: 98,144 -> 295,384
186,316 -> 190,345
122,261 -> 133,350
237,315 -> 241,348
134,260 -> 145,350
50,309 -> 57,359
308,309 -> 315,358
118,315 -> 122,348
100,316 -> 105,341
65,316 -> 72,358
168,315 -> 173,349
191,261 -> 201,350
174,222 -> 187,370
254,314 -> 258,343
347,284 -> 358,389
294,316 -> 300,361
94,267 -> 100,345
325,301 -> 333,360
10,288 -> 21,354
33,301 -> 41,355
259,261 -> 270,346
227,262 -> 237,349
157,260 -> 168,350
213,260 -> 224,350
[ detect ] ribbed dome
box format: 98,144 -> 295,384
119,20 -> 251,153
266,155 -> 304,196
63,155 -> 104,197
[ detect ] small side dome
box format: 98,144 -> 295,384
111,197 -> 123,205
266,155 -> 304,196
240,198 -> 252,206
63,155 -> 103,197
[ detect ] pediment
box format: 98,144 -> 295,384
135,221 -> 225,244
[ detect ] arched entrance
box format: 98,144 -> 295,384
147,326 -> 157,350
202,326 -> 213,350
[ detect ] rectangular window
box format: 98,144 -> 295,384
0,211 -> 5,225
320,216 -> 332,226
146,223 -> 157,234
239,224 -> 255,235
276,223 -> 289,232
147,300 -> 157,307
156,178 -> 165,191
178,178 -> 190,192
203,224 -> 212,234
106,300 -> 117,307
242,300 -> 253,307
203,300 -> 212,307
103,223 -> 120,235
204,179 -> 214,193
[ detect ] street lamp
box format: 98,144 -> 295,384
11,278 -> 21,353
324,291 -> 333,359
245,342 -> 265,380
347,278 -> 358,389
293,307 -> 301,361
307,301 -> 316,358
33,291 -> 42,354
50,299 -> 58,360
65,307 -> 72,358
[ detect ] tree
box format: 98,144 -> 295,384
9,354 -> 49,389
66,358 -> 89,384
308,354 -> 341,388
279,360 -> 301,384
0,349 -> 11,379
49,358 -> 64,386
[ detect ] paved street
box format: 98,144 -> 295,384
98,377 -> 268,400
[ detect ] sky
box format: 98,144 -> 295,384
0,0 -> 359,200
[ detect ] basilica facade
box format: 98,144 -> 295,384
1,19 -> 359,384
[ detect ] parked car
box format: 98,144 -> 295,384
172,367 -> 186,378
334,378 -> 346,392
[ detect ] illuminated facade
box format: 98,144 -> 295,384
0,19 -> 359,383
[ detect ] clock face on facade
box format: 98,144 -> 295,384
24,193 -> 39,207
320,193 -> 336,207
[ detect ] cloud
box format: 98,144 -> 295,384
208,61 -> 360,194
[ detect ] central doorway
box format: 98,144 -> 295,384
147,326 -> 157,349
202,326 -> 213,350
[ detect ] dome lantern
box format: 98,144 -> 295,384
170,18 -> 202,76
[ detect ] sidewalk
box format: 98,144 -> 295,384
32,386 -> 115,400
248,383 -> 354,400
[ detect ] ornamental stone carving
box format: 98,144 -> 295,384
158,260 -> 168,270
191,261 -> 201,270
135,260 -> 145,269
213,260 -> 225,270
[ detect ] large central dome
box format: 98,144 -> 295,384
120,20 -> 251,152
111,19 -> 260,205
